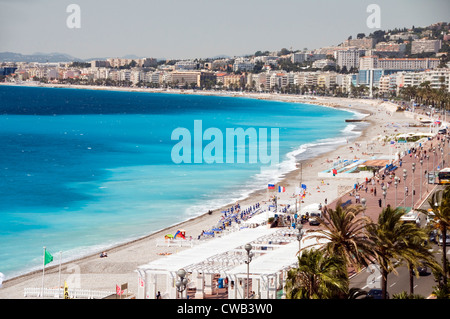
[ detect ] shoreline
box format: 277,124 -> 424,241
0,83 -> 427,298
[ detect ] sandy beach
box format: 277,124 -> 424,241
0,84 -> 435,299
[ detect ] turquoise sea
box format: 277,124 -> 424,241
0,85 -> 364,278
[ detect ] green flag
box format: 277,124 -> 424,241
44,249 -> 53,265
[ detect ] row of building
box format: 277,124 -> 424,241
7,60 -> 450,96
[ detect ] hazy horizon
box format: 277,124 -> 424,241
1,0 -> 449,60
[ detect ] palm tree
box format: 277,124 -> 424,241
303,202 -> 373,276
402,232 -> 438,295
426,187 -> 450,287
285,248 -> 347,299
392,291 -> 425,299
365,206 -> 429,299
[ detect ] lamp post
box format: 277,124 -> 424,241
176,268 -> 188,299
244,244 -> 253,299
426,155 -> 430,192
382,185 -> 387,208
403,169 -> 407,207
411,162 -> 416,209
420,159 -> 423,200
297,224 -> 304,253
394,177 -> 399,208
433,148 -> 436,171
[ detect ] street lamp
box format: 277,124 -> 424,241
394,177 -> 399,207
426,155 -> 430,192
420,159 -> 423,200
433,149 -> 436,171
411,162 -> 416,209
176,268 -> 188,299
403,169 -> 407,207
244,244 -> 253,299
297,224 -> 304,253
382,185 -> 387,208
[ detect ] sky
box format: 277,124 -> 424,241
0,0 -> 449,60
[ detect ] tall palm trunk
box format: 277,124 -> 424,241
443,226 -> 448,286
409,264 -> 414,295
381,267 -> 389,299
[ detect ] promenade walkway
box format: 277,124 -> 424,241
326,132 -> 449,224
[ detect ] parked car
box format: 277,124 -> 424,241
309,212 -> 322,226
429,229 -> 438,244
366,289 -> 389,299
438,234 -> 450,246
416,263 -> 428,276
438,128 -> 447,134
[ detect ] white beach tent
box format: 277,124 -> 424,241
226,230 -> 330,299
136,227 -> 278,299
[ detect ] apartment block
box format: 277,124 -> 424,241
341,38 -> 376,50
374,42 -> 406,52
411,39 -> 442,54
336,49 -> 360,70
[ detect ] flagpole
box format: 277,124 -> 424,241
42,246 -> 45,299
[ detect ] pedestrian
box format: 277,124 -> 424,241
378,198 -> 382,208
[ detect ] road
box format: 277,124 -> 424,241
350,243 -> 449,298
349,183 -> 450,298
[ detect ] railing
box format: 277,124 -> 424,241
156,238 -> 196,247
24,287 -> 115,299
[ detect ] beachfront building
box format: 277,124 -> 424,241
317,71 -> 337,89
222,74 -> 245,89
358,69 -> 385,88
336,73 -> 358,93
269,72 -> 288,89
170,71 -> 216,88
396,69 -> 450,93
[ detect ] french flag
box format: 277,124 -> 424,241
278,186 -> 286,193
268,184 -> 275,189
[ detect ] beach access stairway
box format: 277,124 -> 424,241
24,287 -> 115,299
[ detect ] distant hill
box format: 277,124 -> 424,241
0,52 -> 83,63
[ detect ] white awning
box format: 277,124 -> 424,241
227,241 -> 299,276
137,227 -> 278,273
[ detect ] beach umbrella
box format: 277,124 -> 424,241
165,234 -> 173,238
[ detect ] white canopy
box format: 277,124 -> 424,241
241,211 -> 274,226
227,241 -> 299,276
138,227 -> 278,273
300,203 -> 321,214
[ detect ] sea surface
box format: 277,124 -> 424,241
0,85 -> 365,278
